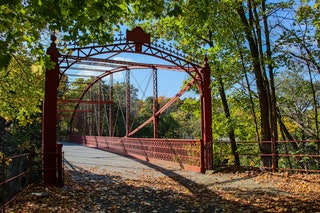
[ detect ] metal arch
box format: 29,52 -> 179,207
68,65 -> 198,136
58,42 -> 203,87
61,40 -> 205,133
57,28 -> 212,171
61,41 -> 207,139
68,66 -> 127,131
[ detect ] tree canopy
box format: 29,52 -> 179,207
1,0 -> 320,169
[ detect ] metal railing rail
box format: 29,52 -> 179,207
70,135 -> 202,172
1,153 -> 34,213
214,140 -> 320,172
0,151 -> 64,213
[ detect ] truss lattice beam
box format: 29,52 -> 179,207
61,56 -> 198,73
58,99 -> 112,104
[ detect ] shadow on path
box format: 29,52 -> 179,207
63,159 -> 256,212
62,142 -> 259,212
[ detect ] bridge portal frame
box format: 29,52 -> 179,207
42,27 -> 212,185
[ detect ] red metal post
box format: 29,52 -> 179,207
57,143 -> 63,185
201,56 -> 213,171
90,88 -> 94,135
152,67 -> 159,138
200,139 -> 205,173
98,80 -> 102,136
109,74 -> 114,136
84,104 -> 88,135
2,155 -> 5,213
271,138 -> 276,172
42,34 -> 59,185
126,69 -> 130,136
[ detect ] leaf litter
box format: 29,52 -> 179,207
8,166 -> 320,212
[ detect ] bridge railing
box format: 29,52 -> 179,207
214,140 -> 320,172
0,150 -> 64,212
0,152 -> 39,212
70,136 -> 202,172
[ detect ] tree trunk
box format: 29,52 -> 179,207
244,72 -> 260,141
307,63 -> 320,169
232,29 -> 260,142
217,75 -> 240,166
261,0 -> 278,170
236,2 -> 272,168
307,63 -> 319,139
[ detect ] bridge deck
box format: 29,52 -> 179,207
25,141 -> 293,212
62,141 -> 186,179
59,141 -> 231,211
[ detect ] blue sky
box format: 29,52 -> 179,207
111,54 -> 197,99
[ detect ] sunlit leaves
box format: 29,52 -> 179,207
0,56 -> 45,126
276,70 -> 320,139
134,1 -> 253,149
0,0 -> 134,71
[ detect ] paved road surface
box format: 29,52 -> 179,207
60,142 -> 282,212
61,141 -> 186,180
61,141 -> 275,188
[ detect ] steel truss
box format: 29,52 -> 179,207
42,27 -> 213,185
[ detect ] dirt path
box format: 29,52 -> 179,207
8,142 -> 320,212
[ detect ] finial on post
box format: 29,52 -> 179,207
204,52 -> 208,62
203,53 -> 209,69
126,27 -> 150,53
47,32 -> 60,63
50,31 -> 58,44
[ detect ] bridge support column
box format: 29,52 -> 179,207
42,34 -> 62,185
201,56 -> 213,171
109,74 -> 114,136
126,69 -> 130,136
152,67 -> 159,138
98,80 -> 102,136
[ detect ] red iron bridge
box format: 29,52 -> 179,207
42,27 -> 213,185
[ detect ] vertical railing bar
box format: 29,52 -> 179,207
0,152 -> 45,212
2,154 -> 6,213
200,139 -> 204,173
272,138 -> 276,172
56,144 -> 64,186
62,152 -> 65,186
29,152 -> 33,185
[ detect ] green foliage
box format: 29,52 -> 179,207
276,70 -> 320,139
172,98 -> 201,139
297,0 -> 320,44
0,56 -> 44,126
1,0 -> 320,172
132,96 -> 201,139
277,141 -> 320,171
